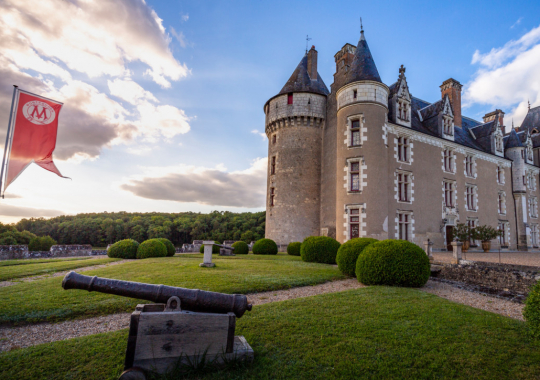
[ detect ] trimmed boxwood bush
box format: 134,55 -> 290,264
300,236 -> 341,264
199,242 -> 222,254
28,236 -> 57,252
231,241 -> 249,255
356,239 -> 430,287
107,239 -> 139,259
252,238 -> 278,255
524,281 -> 540,338
336,238 -> 378,277
156,238 -> 175,257
287,242 -> 301,256
137,239 -> 167,259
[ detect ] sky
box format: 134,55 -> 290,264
0,0 -> 539,223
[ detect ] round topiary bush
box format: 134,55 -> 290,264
137,239 -> 167,259
300,236 -> 341,264
156,238 -> 175,257
356,239 -> 430,287
199,242 -> 221,254
231,241 -> 249,255
524,281 -> 540,338
287,242 -> 301,256
107,239 -> 139,259
336,238 -> 378,276
252,238 -> 278,255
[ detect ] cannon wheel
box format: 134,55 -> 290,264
118,367 -> 147,380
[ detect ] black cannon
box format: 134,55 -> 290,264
61,271 -> 252,318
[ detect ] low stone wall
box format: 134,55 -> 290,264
0,244 -> 102,260
50,245 -> 92,257
0,245 -> 29,260
432,260 -> 540,298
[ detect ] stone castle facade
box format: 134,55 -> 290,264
264,29 -> 540,251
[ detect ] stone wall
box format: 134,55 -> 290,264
0,245 -> 29,260
433,261 -> 540,297
50,245 -> 92,257
0,244 -> 99,260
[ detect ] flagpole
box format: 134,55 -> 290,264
0,85 -> 18,199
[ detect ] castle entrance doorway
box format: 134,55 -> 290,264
445,226 -> 454,251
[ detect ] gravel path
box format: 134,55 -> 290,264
432,251 -> 540,267
0,260 -> 131,288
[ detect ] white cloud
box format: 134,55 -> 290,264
170,27 -> 188,48
119,158 -> 267,208
251,129 -> 267,140
464,25 -> 540,125
0,0 -> 193,160
511,17 -> 524,29
181,14 -> 189,22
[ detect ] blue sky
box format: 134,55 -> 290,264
0,0 -> 539,223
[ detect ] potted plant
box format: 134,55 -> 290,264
452,223 -> 471,252
472,225 -> 503,252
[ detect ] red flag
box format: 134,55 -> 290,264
4,89 -> 67,191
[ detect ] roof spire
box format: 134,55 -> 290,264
360,17 -> 365,41
529,99 -> 531,110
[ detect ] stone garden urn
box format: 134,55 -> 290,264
481,241 -> 491,252
462,240 -> 470,253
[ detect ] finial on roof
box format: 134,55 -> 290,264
305,35 -> 312,54
399,64 -> 406,78
529,99 -> 531,110
512,119 -> 515,129
360,17 -> 365,40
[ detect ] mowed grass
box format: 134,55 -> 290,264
0,253 -> 345,325
0,256 -> 100,267
0,257 -> 120,281
2,287 -> 539,380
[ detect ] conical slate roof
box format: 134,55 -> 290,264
278,55 -> 329,96
348,31 -> 382,83
504,129 -> 524,149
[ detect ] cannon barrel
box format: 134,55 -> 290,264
62,271 -> 252,318
213,243 -> 234,250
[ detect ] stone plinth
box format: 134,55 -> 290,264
200,241 -> 215,267
451,241 -> 463,264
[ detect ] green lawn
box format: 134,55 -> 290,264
0,257 -> 120,281
0,253 -> 344,325
0,256 -> 98,267
1,286 -> 538,380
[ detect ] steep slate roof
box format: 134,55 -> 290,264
532,134 -> 540,149
504,129 -> 524,149
347,31 -> 382,84
470,120 -> 497,151
520,106 -> 540,133
278,54 -> 329,96
517,130 -> 529,144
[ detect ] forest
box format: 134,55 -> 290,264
11,211 -> 266,247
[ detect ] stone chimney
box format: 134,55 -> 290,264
440,78 -> 463,127
307,45 -> 318,81
483,109 -> 505,133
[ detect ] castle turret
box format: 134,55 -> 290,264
264,46 -> 329,247
335,29 -> 390,243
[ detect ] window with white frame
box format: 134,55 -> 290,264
465,155 -> 475,177
465,184 -> 477,211
443,148 -> 454,173
397,136 -> 410,163
350,161 -> 360,192
443,116 -> 453,136
348,208 -> 360,239
498,191 -> 506,215
398,100 -> 410,121
527,144 -> 533,163
444,180 -> 456,208
530,197 -> 538,218
497,165 -> 505,184
495,135 -> 503,153
397,171 -> 412,203
350,119 -> 361,147
397,211 -> 411,241
531,224 -> 539,247
498,222 -> 508,246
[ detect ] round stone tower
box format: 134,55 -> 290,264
335,30 -> 389,243
264,46 -> 329,248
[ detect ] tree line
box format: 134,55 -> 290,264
13,211 -> 266,247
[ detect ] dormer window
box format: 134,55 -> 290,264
495,135 -> 503,152
398,100 -> 409,121
443,116 -> 453,136
527,145 -> 533,162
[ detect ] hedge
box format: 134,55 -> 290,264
231,241 -> 249,255
199,242 -> 221,254
524,281 -> 540,338
107,239 -> 139,259
336,238 -> 378,276
137,239 -> 167,259
300,236 -> 341,264
156,238 -> 175,257
287,242 -> 302,256
356,239 -> 430,287
252,238 -> 278,255
28,236 -> 57,252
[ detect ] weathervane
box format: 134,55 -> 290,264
305,35 -> 312,53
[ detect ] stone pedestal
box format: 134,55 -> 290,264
199,241 -> 215,268
451,241 -> 462,264
423,239 -> 434,261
